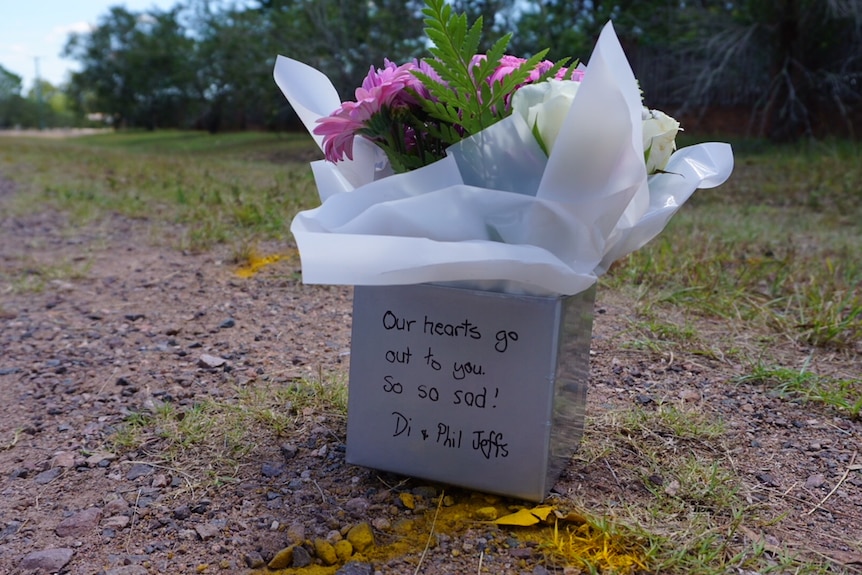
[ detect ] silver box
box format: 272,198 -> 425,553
346,283 -> 595,502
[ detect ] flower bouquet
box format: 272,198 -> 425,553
274,0 -> 733,500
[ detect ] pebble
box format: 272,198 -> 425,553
474,507 -> 498,521
261,462 -> 285,477
105,566 -> 148,575
280,443 -> 298,460
198,354 -> 227,369
805,474 -> 826,489
286,522 -> 306,544
315,538 -> 338,565
52,451 -> 76,468
346,523 -> 374,553
345,497 -> 370,514
268,547 -> 294,570
336,562 -> 374,575
104,497 -> 130,516
244,551 -> 265,568
334,539 -> 354,562
151,473 -> 170,488
173,504 -> 192,520
292,544 -> 312,567
34,467 -> 62,484
125,463 -> 154,480
102,515 -> 131,530
56,507 -> 102,537
19,548 -> 74,572
86,453 -> 116,467
194,523 -> 220,541
371,517 -> 391,531
398,493 -> 415,510
678,389 -> 701,402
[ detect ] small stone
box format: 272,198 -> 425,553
509,547 -> 534,559
261,462 -> 285,478
664,479 -> 681,497
678,389 -> 701,402
756,473 -> 779,487
173,504 -> 192,520
52,451 -> 76,468
105,565 -> 148,575
125,463 -> 154,481
103,498 -> 129,516
371,517 -> 391,531
34,468 -> 62,484
219,318 -> 236,329
102,515 -> 130,530
315,539 -> 338,565
335,562 -> 373,575
286,522 -> 305,544
346,523 -> 374,553
805,474 -> 826,489
292,545 -> 312,567
334,539 -> 354,562
635,394 -> 653,405
198,354 -> 227,369
86,453 -> 116,467
19,548 -> 74,572
280,443 -> 298,460
151,473 -> 169,488
266,545 -> 296,569
474,507 -> 498,521
345,497 -> 370,514
195,523 -> 220,541
56,507 -> 102,537
398,492 -> 415,510
326,529 -> 343,542
244,552 -> 265,568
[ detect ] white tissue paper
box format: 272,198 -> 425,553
274,22 -> 733,297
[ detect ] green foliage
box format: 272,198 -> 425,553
416,0 -> 566,142
736,361 -> 861,419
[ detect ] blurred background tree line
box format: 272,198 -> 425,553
2,0 -> 861,141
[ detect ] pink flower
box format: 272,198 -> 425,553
314,60 -> 426,162
359,59 -> 423,108
314,99 -> 376,162
490,55 -> 527,84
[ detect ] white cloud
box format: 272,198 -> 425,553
47,21 -> 92,43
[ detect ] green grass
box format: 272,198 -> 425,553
736,359 -> 862,419
2,130 -> 859,574
605,139 -> 862,351
108,377 -> 347,489
0,131 -> 320,253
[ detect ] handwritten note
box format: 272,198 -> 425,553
378,305 -> 519,460
345,282 -> 591,503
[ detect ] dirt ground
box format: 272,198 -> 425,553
0,169 -> 860,575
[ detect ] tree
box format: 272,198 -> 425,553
63,6 -> 197,129
0,65 -> 25,128
260,0 -> 428,99
664,0 -> 862,140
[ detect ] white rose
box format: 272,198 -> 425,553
642,107 -> 680,173
511,79 -> 582,155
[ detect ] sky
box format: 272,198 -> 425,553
1,0 -> 180,93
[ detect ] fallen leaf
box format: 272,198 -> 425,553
494,505 -> 555,526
